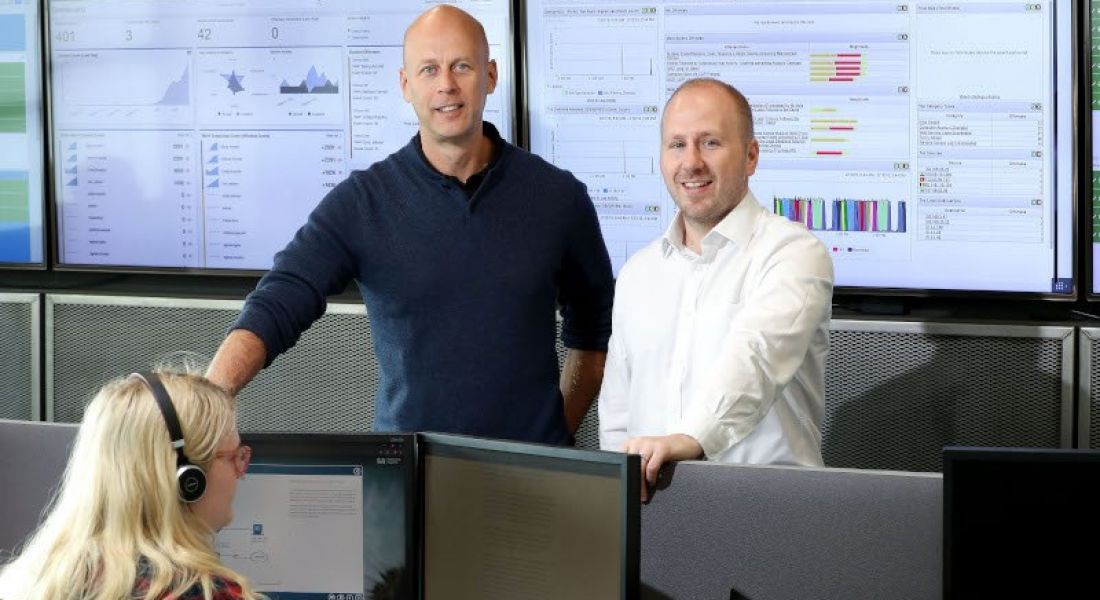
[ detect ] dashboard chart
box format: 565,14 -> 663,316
50,0 -> 514,270
0,0 -> 44,265
527,0 -> 1075,294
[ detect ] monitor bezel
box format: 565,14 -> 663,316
239,431 -> 419,600
417,432 -> 640,600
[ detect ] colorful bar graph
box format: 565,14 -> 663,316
809,52 -> 865,83
773,197 -> 906,233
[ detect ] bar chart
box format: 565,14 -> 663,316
773,196 -> 906,233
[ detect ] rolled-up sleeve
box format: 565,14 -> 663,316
557,180 -> 615,351
673,234 -> 834,458
233,178 -> 362,366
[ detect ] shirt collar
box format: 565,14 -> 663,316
413,121 -> 504,183
661,189 -> 763,257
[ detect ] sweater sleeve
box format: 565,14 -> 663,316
557,178 -> 615,351
232,176 -> 364,366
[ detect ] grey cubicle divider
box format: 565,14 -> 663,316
640,461 -> 942,600
0,419 -> 79,556
3,419 -> 944,599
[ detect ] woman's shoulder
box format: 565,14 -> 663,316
174,576 -> 245,600
132,562 -> 246,600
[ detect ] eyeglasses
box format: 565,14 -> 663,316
213,444 -> 252,478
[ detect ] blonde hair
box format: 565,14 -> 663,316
0,370 -> 263,600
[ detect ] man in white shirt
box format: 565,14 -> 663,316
599,78 -> 834,499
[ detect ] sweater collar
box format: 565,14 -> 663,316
409,121 -> 506,184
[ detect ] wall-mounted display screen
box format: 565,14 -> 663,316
0,0 -> 45,266
1090,0 -> 1100,295
48,0 -> 514,271
527,0 -> 1075,295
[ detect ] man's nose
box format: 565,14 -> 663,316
437,69 -> 457,93
682,144 -> 704,170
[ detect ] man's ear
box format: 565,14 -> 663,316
486,59 -> 498,95
399,67 -> 411,103
746,138 -> 760,177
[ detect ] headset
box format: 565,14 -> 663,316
129,371 -> 207,503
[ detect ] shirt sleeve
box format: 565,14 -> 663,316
598,282 -> 631,450
672,229 -> 834,459
232,176 -> 363,366
557,179 -> 615,351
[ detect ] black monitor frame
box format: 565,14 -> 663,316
943,445 -> 1100,599
239,432 -> 418,600
417,432 -> 640,600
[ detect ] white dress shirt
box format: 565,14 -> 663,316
599,191 -> 834,466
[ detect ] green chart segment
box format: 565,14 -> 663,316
0,62 -> 26,134
0,176 -> 29,222
1094,5 -> 1100,241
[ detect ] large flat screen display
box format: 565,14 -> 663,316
526,0 -> 1076,295
48,0 -> 514,271
1091,0 -> 1100,295
0,0 -> 45,266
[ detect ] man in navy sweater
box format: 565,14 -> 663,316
205,5 -> 614,445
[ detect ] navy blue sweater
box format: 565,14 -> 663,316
234,124 -> 614,444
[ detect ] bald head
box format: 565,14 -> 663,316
664,78 -> 754,142
404,5 -> 490,67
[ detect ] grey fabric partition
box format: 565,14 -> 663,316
640,461 -> 942,600
0,419 -> 78,556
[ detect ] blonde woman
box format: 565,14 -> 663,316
0,370 -> 261,600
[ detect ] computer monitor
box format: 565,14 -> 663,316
943,446 -> 1100,599
418,433 -> 639,600
217,433 -> 416,600
47,0 -> 515,272
1089,0 -> 1100,296
525,0 -> 1076,296
0,0 -> 45,266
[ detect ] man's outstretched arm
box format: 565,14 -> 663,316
206,329 -> 267,396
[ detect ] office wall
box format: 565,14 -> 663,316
46,294 -> 376,432
5,294 -> 1074,471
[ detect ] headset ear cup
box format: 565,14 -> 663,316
177,464 -> 207,503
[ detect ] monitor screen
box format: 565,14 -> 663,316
217,433 -> 416,600
525,0 -> 1075,295
47,0 -> 514,271
419,433 -> 639,600
0,0 -> 45,266
1091,0 -> 1100,295
943,446 -> 1100,599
